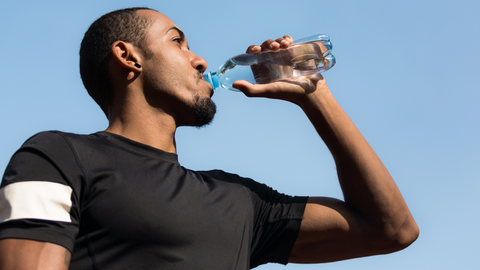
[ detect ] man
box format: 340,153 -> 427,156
0,7 -> 418,270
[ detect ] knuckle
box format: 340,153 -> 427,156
262,39 -> 275,46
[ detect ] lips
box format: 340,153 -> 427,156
197,72 -> 214,97
207,83 -> 214,97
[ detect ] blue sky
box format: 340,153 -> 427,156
1,0 -> 479,269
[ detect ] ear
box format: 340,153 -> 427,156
111,41 -> 143,73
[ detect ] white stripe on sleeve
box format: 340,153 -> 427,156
0,181 -> 73,223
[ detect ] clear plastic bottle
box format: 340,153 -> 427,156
203,34 -> 336,91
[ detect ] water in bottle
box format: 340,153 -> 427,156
203,34 -> 336,91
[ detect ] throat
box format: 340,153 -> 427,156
106,116 -> 178,154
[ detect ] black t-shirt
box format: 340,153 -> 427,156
0,131 -> 308,269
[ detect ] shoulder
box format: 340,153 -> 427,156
2,131 -> 103,188
15,130 -> 103,163
20,130 -> 113,156
21,130 -> 100,149
195,169 -> 262,190
21,130 -> 68,147
196,169 -> 308,205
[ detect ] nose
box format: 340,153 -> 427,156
190,52 -> 208,74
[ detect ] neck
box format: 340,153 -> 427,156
105,99 -> 178,154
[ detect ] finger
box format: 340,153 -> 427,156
260,39 -> 281,51
231,80 -> 251,92
283,35 -> 293,43
233,74 -> 325,99
275,35 -> 293,48
246,44 -> 262,54
231,80 -> 275,98
247,35 -> 294,54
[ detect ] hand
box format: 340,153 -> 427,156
232,35 -> 328,106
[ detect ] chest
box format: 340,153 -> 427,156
78,162 -> 253,250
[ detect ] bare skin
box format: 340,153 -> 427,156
235,37 -> 419,263
0,10 -> 418,269
105,10 -> 212,153
0,239 -> 70,270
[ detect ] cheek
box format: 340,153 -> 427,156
143,63 -> 178,92
142,53 -> 198,100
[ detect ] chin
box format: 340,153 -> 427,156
192,96 -> 217,127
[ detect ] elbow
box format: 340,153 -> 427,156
392,222 -> 419,251
378,219 -> 420,253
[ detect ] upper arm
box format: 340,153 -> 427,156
289,197 -> 405,263
0,239 -> 70,270
0,133 -> 81,269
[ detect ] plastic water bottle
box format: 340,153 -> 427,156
203,34 -> 335,91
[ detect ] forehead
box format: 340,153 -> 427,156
137,10 -> 179,36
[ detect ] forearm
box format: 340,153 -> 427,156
298,84 -> 418,245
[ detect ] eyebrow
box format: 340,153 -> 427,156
166,26 -> 189,50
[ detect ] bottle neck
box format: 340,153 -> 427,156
203,71 -> 220,89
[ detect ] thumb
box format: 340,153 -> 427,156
231,80 -> 252,92
231,80 -> 275,98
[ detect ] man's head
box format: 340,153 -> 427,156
132,9 -> 216,127
79,8 -> 215,127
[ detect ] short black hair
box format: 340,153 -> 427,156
79,7 -> 155,116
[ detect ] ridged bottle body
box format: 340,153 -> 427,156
204,34 -> 336,91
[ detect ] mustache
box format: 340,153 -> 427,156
196,72 -> 203,81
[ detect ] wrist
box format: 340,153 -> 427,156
295,79 -> 332,109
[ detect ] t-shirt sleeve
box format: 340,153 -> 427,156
240,177 -> 308,268
0,131 -> 84,252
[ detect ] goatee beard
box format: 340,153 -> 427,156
192,95 -> 216,127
